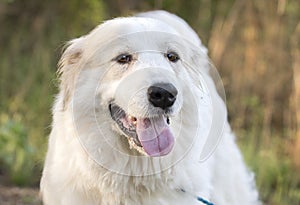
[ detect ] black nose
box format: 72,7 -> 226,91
147,83 -> 178,110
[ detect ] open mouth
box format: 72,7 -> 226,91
109,103 -> 174,157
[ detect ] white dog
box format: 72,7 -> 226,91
41,10 -> 261,205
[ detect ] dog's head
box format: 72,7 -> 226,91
56,12 -> 226,175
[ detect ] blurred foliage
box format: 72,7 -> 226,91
0,0 -> 299,204
0,114 -> 36,186
240,130 -> 300,204
0,0 -> 106,187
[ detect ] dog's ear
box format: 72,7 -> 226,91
57,37 -> 84,110
184,44 -> 229,161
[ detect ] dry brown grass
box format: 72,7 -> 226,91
0,185 -> 41,205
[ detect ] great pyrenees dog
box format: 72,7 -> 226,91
41,10 -> 261,205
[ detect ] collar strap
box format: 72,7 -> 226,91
180,189 -> 215,205
196,196 -> 215,205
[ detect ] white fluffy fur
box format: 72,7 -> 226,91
40,10 -> 261,205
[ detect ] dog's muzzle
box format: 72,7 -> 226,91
109,83 -> 178,157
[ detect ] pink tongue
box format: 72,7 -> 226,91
136,116 -> 174,157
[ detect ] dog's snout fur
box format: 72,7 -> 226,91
147,83 -> 178,110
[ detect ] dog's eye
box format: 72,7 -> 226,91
115,54 -> 132,64
166,52 -> 180,63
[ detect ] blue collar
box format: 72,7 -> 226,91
181,189 -> 214,205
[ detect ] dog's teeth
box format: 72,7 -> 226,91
128,115 -> 137,125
